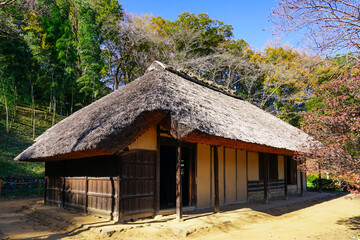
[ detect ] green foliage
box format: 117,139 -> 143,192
76,0 -> 104,100
0,105 -> 50,177
307,174 -> 342,192
312,179 -> 341,192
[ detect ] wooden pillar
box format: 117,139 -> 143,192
300,160 -> 304,197
284,156 -> 288,200
213,146 -> 220,213
176,142 -> 183,220
246,151 -> 249,201
235,149 -> 238,202
318,162 -> 322,193
110,177 -> 115,220
263,154 -> 269,204
210,146 -> 213,207
155,125 -> 161,215
84,176 -> 88,213
61,161 -> 66,208
61,177 -> 65,208
223,148 -> 226,206
117,176 -> 122,222
44,177 -> 47,204
38,179 -> 41,196
84,160 -> 88,214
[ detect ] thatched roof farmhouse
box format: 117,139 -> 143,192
15,61 -> 309,221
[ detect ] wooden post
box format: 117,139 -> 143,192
300,160 -> 304,197
61,177 -> 65,208
263,154 -> 269,204
155,125 -> 160,215
284,156 -> 288,200
210,146 -> 213,207
84,176 -> 88,214
61,161 -> 66,208
318,162 -> 322,193
117,176 -> 122,222
44,177 -> 47,204
38,179 -> 41,196
246,151 -> 249,201
176,142 -> 183,220
110,177 -> 115,220
213,146 -> 220,213
235,149 -> 238,203
223,148 -> 226,206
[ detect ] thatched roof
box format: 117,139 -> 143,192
15,61 -> 310,162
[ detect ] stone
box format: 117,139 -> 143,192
102,230 -> 116,237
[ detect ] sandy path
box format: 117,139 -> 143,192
188,196 -> 360,240
0,199 -> 57,240
0,195 -> 359,240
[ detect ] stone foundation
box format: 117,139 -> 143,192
248,185 -> 302,201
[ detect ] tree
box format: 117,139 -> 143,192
271,0 -> 360,54
300,65 -> 360,180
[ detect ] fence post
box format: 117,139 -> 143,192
38,179 -> 41,196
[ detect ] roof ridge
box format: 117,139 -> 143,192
165,67 -> 244,101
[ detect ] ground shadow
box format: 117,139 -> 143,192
337,216 -> 360,231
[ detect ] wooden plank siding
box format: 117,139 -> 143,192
45,151 -> 156,221
120,151 -> 156,220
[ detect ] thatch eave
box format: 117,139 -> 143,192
15,61 -> 312,162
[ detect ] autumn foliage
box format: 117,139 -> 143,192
300,65 -> 360,187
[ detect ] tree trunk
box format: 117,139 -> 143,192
3,92 -> 9,133
52,92 -> 56,127
9,85 -> 17,129
29,77 -> 35,141
71,89 -> 74,115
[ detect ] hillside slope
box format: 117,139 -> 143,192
0,104 -> 64,177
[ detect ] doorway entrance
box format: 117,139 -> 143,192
159,140 -> 195,209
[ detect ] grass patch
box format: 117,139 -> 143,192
0,103 -> 60,178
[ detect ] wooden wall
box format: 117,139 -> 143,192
196,144 -> 211,208
197,145 -> 249,209
196,145 -> 296,209
45,151 -> 156,221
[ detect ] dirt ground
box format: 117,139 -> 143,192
0,193 -> 359,240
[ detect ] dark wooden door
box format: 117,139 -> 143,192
120,151 -> 156,220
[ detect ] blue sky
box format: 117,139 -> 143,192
120,0 -> 296,51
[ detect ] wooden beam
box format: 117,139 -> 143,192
213,146 -> 220,213
263,154 -> 269,204
155,125 -> 161,215
182,131 -> 295,156
176,142 -> 183,220
284,156 -> 288,200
